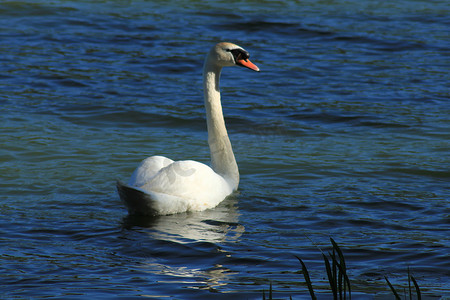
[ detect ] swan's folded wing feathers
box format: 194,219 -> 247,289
120,160 -> 233,215
141,160 -> 233,210
128,156 -> 174,187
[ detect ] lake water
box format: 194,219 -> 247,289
1,0 -> 449,299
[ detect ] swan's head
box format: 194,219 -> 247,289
207,42 -> 260,72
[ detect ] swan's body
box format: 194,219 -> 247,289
117,42 -> 259,216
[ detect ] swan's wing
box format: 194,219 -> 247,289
142,160 -> 233,206
120,160 -> 234,215
128,156 -> 174,186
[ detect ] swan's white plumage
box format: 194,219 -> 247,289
128,156 -> 173,187
118,42 -> 259,215
129,156 -> 233,213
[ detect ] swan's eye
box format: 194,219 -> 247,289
227,49 -> 250,62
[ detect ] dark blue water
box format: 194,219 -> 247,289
1,1 -> 449,298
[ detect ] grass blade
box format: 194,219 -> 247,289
269,282 -> 272,300
323,253 -> 337,299
331,238 -> 351,300
385,276 -> 401,300
330,249 -> 339,299
408,267 -> 412,300
331,238 -> 344,299
296,255 -> 317,300
331,256 -> 352,300
411,275 -> 421,300
330,247 -> 338,298
330,238 -> 346,270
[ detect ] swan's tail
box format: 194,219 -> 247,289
116,181 -> 158,216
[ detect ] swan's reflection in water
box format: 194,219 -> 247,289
121,197 -> 244,292
123,197 -> 243,243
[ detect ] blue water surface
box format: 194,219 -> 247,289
1,0 -> 449,299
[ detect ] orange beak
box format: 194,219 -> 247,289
236,59 -> 260,72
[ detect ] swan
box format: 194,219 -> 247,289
117,42 -> 260,216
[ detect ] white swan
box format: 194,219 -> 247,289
117,42 -> 259,216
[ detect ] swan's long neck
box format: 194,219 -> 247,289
203,59 -> 239,189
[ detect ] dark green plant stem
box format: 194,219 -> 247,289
269,282 -> 272,300
323,253 -> 337,299
332,248 -> 338,297
411,275 -> 421,300
385,276 -> 401,300
408,267 -> 412,300
330,238 -> 351,299
262,282 -> 273,300
296,255 -> 317,300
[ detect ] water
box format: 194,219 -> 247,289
1,0 -> 449,298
